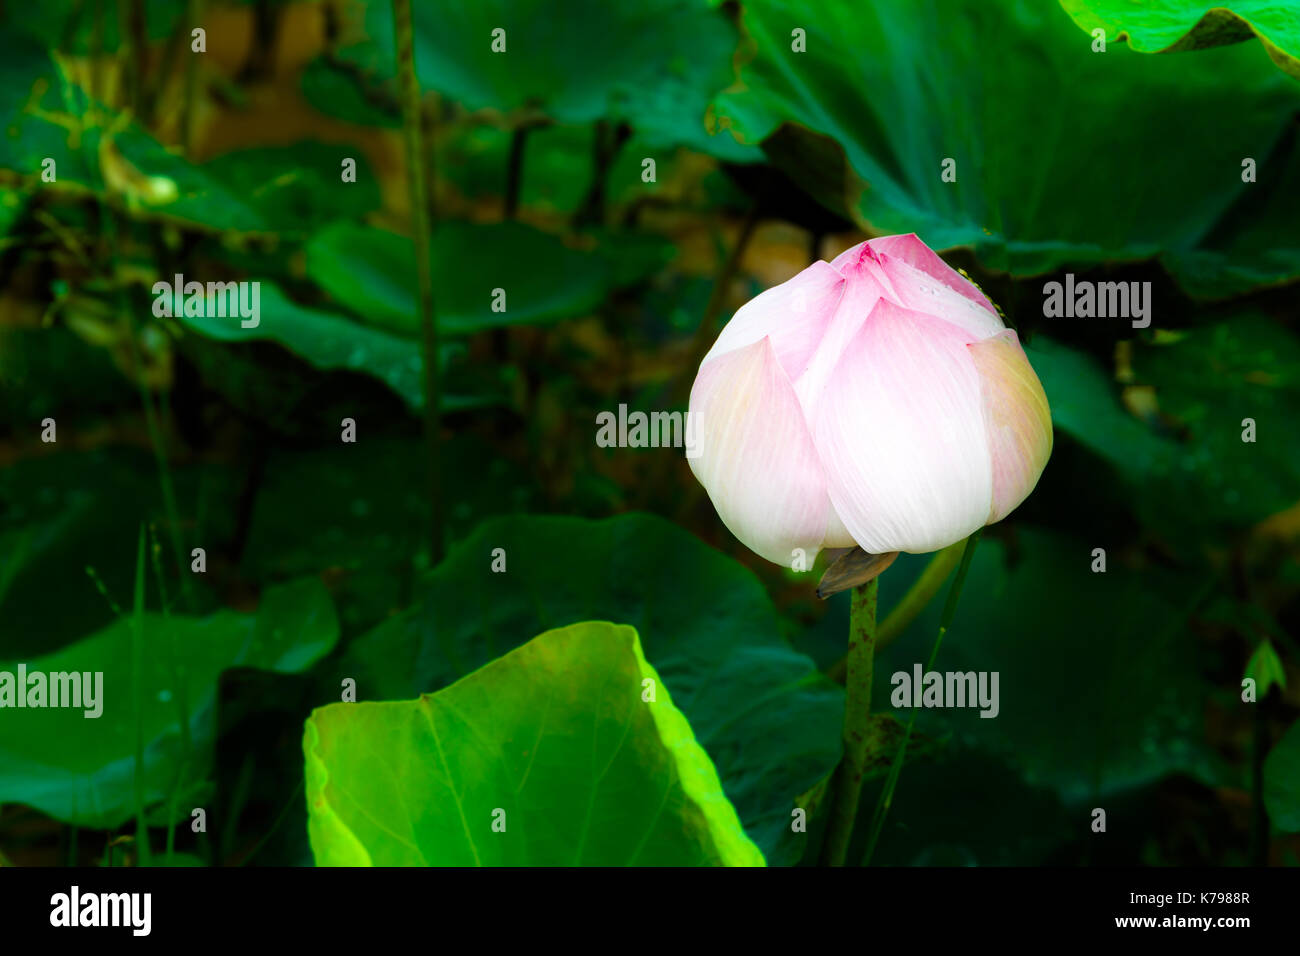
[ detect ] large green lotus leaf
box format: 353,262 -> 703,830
317,0 -> 759,160
1264,719 -> 1300,832
1161,126 -> 1300,299
872,529 -> 1222,806
1060,0 -> 1300,80
712,0 -> 1300,287
0,577 -> 338,829
306,622 -> 766,866
304,220 -> 673,337
0,449 -> 242,656
1126,315 -> 1300,525
173,282 -> 505,411
1026,335 -> 1178,481
1026,335 -> 1192,540
1027,327 -> 1300,533
862,740 -> 1074,866
336,513 -> 843,865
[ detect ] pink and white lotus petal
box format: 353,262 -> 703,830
865,233 -> 997,314
813,299 -> 993,555
702,260 -> 846,384
832,235 -> 1004,341
791,255 -> 892,422
688,336 -> 840,566
968,330 -> 1054,524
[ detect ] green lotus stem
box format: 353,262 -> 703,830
504,126 -> 528,219
861,530 -> 981,866
392,0 -> 445,564
182,0 -> 201,154
149,524 -> 191,864
131,526 -> 152,866
103,195 -> 193,611
119,0 -> 145,119
827,541 -> 964,684
820,576 -> 878,866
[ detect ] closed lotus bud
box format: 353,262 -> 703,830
687,233 -> 1052,567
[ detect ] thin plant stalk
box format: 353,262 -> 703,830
861,530 -> 981,866
71,44 -> 194,611
392,0 -> 444,565
149,525 -> 191,864
103,202 -> 194,611
504,126 -> 528,219
131,526 -> 152,866
681,203 -> 761,399
181,0 -> 201,154
238,778 -> 306,866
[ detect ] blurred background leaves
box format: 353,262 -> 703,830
0,0 -> 1297,867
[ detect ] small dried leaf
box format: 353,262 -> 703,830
816,547 -> 899,599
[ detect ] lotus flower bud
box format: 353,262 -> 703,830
687,234 -> 1052,567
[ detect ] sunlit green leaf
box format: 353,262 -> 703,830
1060,0 -> 1300,81
305,622 -> 766,866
